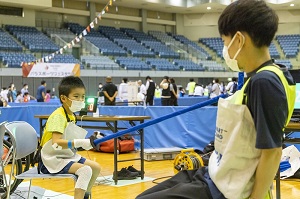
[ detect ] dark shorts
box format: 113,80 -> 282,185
40,157 -> 86,174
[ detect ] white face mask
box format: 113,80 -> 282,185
222,33 -> 245,72
67,97 -> 85,112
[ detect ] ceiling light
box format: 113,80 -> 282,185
207,6 -> 211,10
290,3 -> 294,6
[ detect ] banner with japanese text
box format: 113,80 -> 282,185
22,63 -> 80,77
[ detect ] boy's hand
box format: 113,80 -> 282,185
74,139 -> 93,150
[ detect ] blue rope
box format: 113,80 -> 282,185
93,94 -> 227,145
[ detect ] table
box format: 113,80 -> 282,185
34,114 -> 151,185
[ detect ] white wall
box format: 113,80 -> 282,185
97,19 -> 141,30
277,10 -> 300,35
278,23 -> 300,35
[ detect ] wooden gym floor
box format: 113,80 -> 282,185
21,151 -> 300,199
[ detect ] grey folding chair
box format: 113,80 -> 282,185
4,121 -> 77,199
0,121 -> 11,199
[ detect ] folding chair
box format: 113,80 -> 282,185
4,121 -> 77,199
0,121 -> 12,199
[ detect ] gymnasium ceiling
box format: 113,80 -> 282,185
78,0 -> 300,14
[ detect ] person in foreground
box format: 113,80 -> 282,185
136,0 -> 295,199
40,76 -> 101,199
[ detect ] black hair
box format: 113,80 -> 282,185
46,89 -> 51,93
170,78 -> 175,83
146,76 -> 151,80
58,76 -> 85,103
190,78 -> 194,82
41,80 -> 46,85
232,77 -> 237,82
0,100 -> 3,107
164,76 -> 169,80
123,78 -> 128,83
23,83 -> 28,87
218,0 -> 278,47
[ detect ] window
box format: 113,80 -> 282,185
0,6 -> 23,17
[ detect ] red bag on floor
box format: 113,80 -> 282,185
119,139 -> 135,153
99,139 -> 115,153
96,133 -> 135,153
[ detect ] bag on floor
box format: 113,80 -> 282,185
90,132 -> 135,153
118,134 -> 135,152
280,145 -> 300,179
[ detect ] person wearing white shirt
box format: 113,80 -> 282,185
118,78 -> 128,101
225,77 -> 238,95
137,80 -> 146,102
0,87 -> 8,102
210,78 -> 221,98
194,84 -> 204,96
137,80 -> 146,94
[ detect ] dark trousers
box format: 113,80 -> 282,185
146,95 -> 154,106
161,98 -> 170,106
37,98 -> 44,102
104,100 -> 116,106
170,97 -> 178,106
136,168 -> 213,199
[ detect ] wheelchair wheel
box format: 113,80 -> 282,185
0,139 -> 23,198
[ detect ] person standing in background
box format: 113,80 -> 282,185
137,80 -> 146,103
102,76 -> 118,106
36,80 -> 46,102
97,83 -> 104,104
9,83 -> 16,102
206,82 -> 212,97
21,84 -> 29,96
169,78 -> 178,106
145,76 -> 155,106
0,87 -> 8,102
210,78 -> 221,98
21,83 -> 36,101
186,78 -> 196,96
7,86 -> 13,102
226,77 -> 238,95
179,87 -> 186,97
118,78 -> 128,102
194,83 -> 204,96
160,76 -> 171,106
44,89 -> 51,102
154,85 -> 161,99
